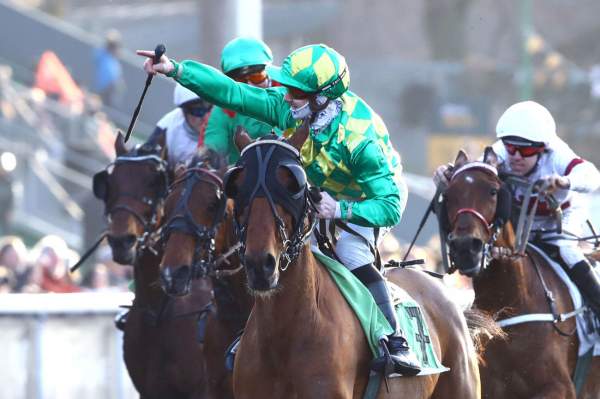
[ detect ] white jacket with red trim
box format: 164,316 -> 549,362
491,138 -> 600,232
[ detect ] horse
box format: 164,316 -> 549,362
93,133 -> 211,399
442,148 -> 600,398
222,130 -> 483,398
159,149 -> 252,399
93,132 -> 170,265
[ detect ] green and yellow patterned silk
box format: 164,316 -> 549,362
169,60 -> 406,227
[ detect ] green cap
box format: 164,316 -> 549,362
220,37 -> 273,74
266,44 -> 350,99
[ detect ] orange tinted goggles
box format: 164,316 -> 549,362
504,143 -> 545,157
234,70 -> 268,84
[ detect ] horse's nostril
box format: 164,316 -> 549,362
264,254 -> 276,274
470,238 -> 483,253
108,234 -> 137,249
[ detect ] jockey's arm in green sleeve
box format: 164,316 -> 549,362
341,140 -> 404,228
170,60 -> 294,131
204,107 -> 234,156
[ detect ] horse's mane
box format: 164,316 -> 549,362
191,148 -> 228,171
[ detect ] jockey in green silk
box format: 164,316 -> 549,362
138,43 -> 421,376
204,37 -> 282,164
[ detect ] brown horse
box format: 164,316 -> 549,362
94,133 -> 210,399
93,133 -> 170,266
159,150 -> 252,399
223,132 -> 482,398
443,149 -> 600,398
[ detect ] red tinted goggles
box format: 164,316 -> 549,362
285,85 -> 312,100
504,143 -> 545,157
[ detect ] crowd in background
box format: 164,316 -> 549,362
0,235 -> 131,294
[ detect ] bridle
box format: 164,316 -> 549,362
227,138 -> 316,271
159,165 -> 227,279
102,153 -> 169,253
446,162 -> 504,273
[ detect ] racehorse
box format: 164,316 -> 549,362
442,149 -> 600,398
93,133 -> 210,399
93,132 -> 169,265
223,129 -> 483,399
159,149 -> 252,399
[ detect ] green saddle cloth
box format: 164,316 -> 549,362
313,252 -> 449,375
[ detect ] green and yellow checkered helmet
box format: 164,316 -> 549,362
267,44 -> 350,99
220,37 -> 273,74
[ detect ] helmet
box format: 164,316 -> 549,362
220,37 -> 273,74
266,44 -> 350,99
173,84 -> 201,107
496,101 -> 557,146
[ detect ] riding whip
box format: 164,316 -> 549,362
124,44 -> 166,142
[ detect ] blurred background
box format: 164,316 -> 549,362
0,0 -> 599,397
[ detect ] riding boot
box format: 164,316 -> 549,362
567,260 -> 600,320
114,309 -> 129,331
352,264 -> 421,376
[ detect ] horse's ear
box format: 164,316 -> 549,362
454,149 -> 469,168
288,117 -> 310,151
234,126 -> 252,152
174,163 -> 187,179
153,129 -> 168,159
115,132 -> 128,156
483,146 -> 499,167
223,166 -> 244,198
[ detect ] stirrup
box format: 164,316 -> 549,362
370,338 -> 421,377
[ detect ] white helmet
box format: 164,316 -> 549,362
173,84 -> 200,107
496,101 -> 557,146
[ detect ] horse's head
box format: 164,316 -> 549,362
93,132 -> 169,265
224,125 -> 311,294
159,150 -> 228,297
443,148 -> 513,277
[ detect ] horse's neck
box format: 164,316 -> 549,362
253,246 -> 322,336
133,249 -> 165,306
473,256 -> 535,313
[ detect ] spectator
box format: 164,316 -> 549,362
0,164 -> 14,235
0,236 -> 30,292
94,29 -> 124,107
31,235 -> 81,293
0,266 -> 15,293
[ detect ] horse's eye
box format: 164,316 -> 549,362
490,188 -> 498,196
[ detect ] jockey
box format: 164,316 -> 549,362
137,43 -> 421,375
146,83 -> 213,169
204,37 -> 282,164
435,101 -> 600,320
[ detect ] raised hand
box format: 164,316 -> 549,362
136,49 -> 174,75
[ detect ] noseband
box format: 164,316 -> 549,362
103,154 -> 169,253
160,166 -> 227,279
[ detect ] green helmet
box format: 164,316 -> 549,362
220,37 -> 273,74
267,44 -> 350,99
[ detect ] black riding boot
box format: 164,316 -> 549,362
352,264 -> 421,376
114,309 -> 129,331
568,260 -> 600,320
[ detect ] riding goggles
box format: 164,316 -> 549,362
504,143 -> 545,157
184,105 -> 211,118
233,69 -> 268,85
285,85 -> 312,100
